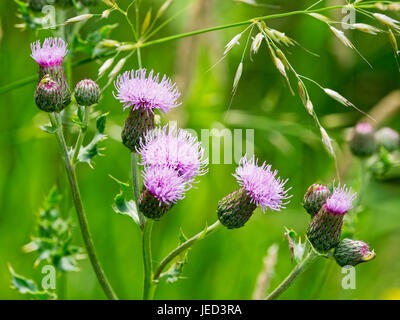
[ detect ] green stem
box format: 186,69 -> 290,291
142,220 -> 153,300
131,152 -> 146,229
48,113 -> 118,300
265,250 -> 319,300
71,106 -> 89,165
153,220 -> 222,282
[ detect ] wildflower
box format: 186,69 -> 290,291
34,75 -> 63,112
333,238 -> 376,267
138,125 -> 208,182
375,127 -> 400,152
307,184 -> 357,252
30,37 -> 71,107
303,183 -> 331,217
217,156 -> 290,229
74,79 -> 101,106
114,69 -> 181,151
139,166 -> 188,220
349,122 -> 377,157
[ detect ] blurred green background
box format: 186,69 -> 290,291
1,0 -> 399,300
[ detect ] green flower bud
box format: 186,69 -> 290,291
333,238 -> 376,267
74,79 -> 101,106
217,188 -> 257,229
375,127 -> 400,152
349,122 -> 377,157
122,108 -> 155,151
139,188 -> 173,220
303,183 -> 331,217
34,75 -> 63,112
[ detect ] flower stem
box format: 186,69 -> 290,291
265,250 -> 319,300
71,106 -> 89,165
142,220 -> 153,300
48,113 -> 118,300
131,152 -> 146,229
153,220 -> 222,282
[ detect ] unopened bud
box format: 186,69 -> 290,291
333,238 -> 376,267
303,183 -> 331,217
122,108 -> 155,151
35,75 -> 63,112
375,127 -> 400,152
349,122 -> 377,157
74,79 -> 101,106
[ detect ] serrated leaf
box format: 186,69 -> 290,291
77,113 -> 109,167
110,175 -> 140,226
8,265 -> 56,300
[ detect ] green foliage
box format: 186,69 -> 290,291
75,112 -> 108,167
284,228 -> 306,264
23,187 -> 85,272
8,265 -> 56,300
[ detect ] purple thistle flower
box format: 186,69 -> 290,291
142,166 -> 188,207
31,37 -> 68,67
233,156 -> 291,212
114,69 -> 181,114
325,183 -> 357,215
138,125 -> 208,182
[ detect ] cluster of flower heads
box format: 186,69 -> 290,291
137,125 -> 208,219
114,69 -> 181,114
303,182 -> 375,266
217,155 -> 291,229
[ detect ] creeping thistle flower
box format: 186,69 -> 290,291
138,125 -> 208,182
217,156 -> 290,229
114,69 -> 181,151
307,184 -> 357,252
333,238 -> 376,267
35,75 -> 63,113
30,37 -> 71,107
140,166 -> 188,220
375,127 -> 400,152
349,122 -> 377,157
74,79 -> 101,106
303,183 -> 331,217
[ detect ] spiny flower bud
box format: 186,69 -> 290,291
307,184 -> 356,252
303,183 -> 331,217
35,75 -> 63,112
375,127 -> 400,152
122,108 -> 155,151
74,79 -> 100,106
333,238 -> 376,267
217,188 -> 257,229
139,166 -> 187,220
349,122 -> 377,157
217,156 -> 290,229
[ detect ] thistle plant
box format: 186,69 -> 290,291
7,0 -> 400,300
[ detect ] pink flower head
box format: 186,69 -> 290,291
113,69 -> 181,114
142,166 -> 188,206
325,183 -> 357,215
138,125 -> 208,182
233,155 -> 291,212
31,37 -> 68,67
